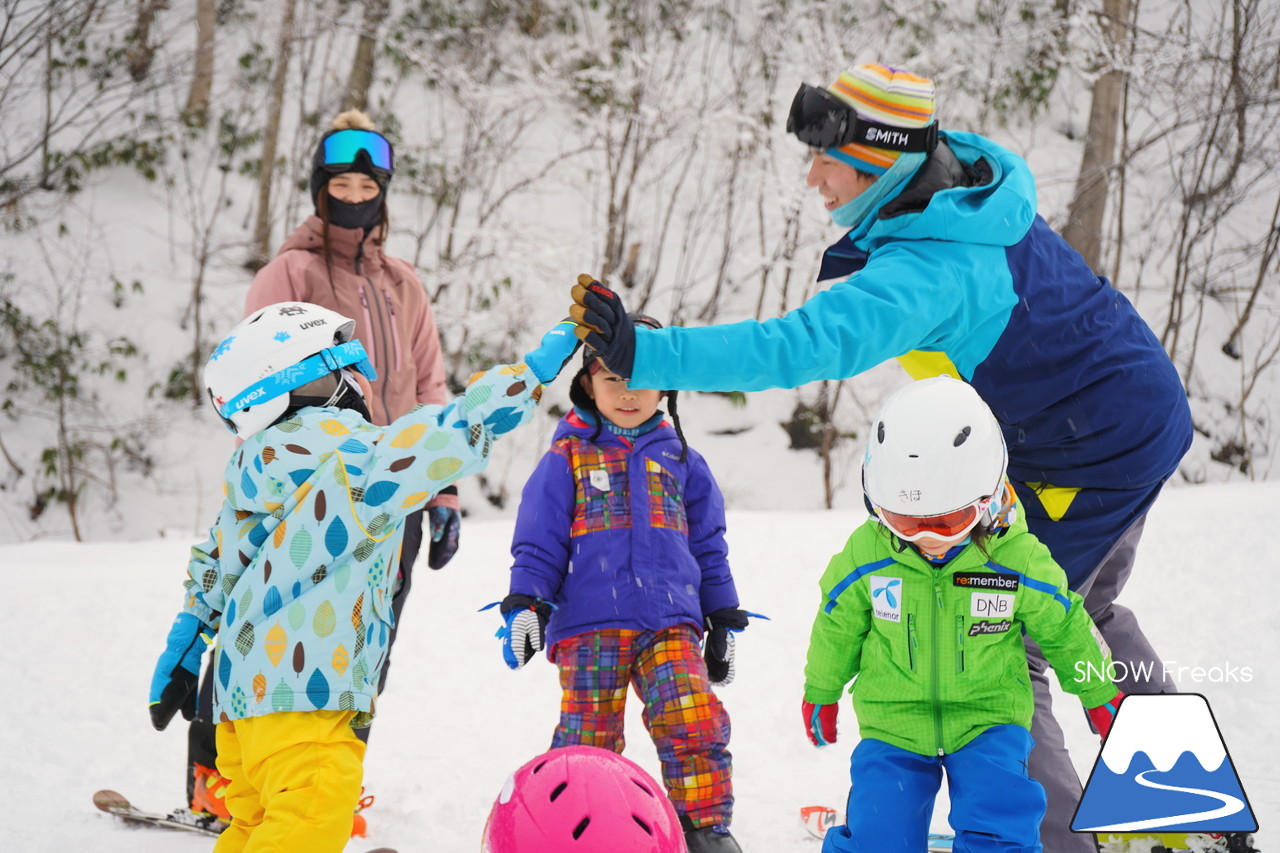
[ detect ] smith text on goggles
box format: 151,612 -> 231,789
787,83 -> 938,154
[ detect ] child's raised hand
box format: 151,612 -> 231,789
523,319 -> 583,385
802,699 -> 839,747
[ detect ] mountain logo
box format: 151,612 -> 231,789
1072,693 -> 1257,833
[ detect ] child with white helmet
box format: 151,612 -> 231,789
147,301 -> 579,852
801,376 -> 1122,852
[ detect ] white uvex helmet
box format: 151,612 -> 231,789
863,377 -> 1007,539
203,302 -> 376,437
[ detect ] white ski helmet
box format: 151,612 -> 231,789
203,301 -> 376,437
862,376 -> 1007,540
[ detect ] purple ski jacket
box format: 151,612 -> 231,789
509,411 -> 738,649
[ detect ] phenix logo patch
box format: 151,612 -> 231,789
969,619 -> 1013,636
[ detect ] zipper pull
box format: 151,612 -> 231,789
359,286 -> 369,308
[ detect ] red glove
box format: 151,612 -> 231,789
1086,691 -> 1125,740
802,700 -> 838,747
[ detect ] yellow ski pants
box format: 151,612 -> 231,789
213,709 -> 365,853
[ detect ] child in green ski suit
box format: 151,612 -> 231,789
802,377 -> 1123,853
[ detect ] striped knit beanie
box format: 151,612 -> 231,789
826,64 -> 936,175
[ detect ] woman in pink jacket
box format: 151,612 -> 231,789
181,110 -> 457,834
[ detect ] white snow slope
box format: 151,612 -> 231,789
1,483 -> 1275,852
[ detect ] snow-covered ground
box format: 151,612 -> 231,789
2,482 -> 1275,852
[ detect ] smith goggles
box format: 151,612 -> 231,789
320,129 -> 394,176
875,495 -> 994,543
787,83 -> 938,153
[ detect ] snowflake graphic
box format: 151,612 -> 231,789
211,336 -> 235,361
273,331 -> 291,343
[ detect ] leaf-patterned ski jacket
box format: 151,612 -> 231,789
180,362 -> 541,726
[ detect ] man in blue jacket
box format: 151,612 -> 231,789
571,63 -> 1191,852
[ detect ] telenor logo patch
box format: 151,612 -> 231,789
954,572 -> 1019,591
869,576 -> 902,623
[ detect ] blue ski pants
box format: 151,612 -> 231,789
823,725 -> 1045,853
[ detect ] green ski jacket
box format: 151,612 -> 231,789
804,519 -> 1117,756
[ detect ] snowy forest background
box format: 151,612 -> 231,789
1,0 -> 1279,543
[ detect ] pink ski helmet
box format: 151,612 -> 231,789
482,746 -> 686,852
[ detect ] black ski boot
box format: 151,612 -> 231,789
683,823 -> 743,853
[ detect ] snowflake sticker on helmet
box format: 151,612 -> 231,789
203,302 -> 377,438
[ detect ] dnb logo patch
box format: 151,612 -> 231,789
869,576 -> 902,623
1072,694 -> 1257,832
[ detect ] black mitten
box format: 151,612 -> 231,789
703,608 -> 750,686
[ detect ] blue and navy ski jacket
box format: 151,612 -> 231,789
629,130 -> 1191,494
509,412 -> 738,649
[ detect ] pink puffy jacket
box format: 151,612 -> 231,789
244,216 -> 457,509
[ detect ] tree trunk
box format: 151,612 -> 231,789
250,0 -> 298,267
1062,0 -> 1133,274
342,0 -> 389,112
127,0 -> 168,82
184,0 -> 216,126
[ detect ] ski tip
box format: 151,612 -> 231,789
92,790 -> 130,811
799,805 -> 839,839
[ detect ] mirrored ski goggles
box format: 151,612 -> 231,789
875,497 -> 991,543
321,129 -> 394,174
787,83 -> 938,153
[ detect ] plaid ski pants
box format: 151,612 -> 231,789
550,625 -> 733,828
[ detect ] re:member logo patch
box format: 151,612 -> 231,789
953,572 -> 1019,591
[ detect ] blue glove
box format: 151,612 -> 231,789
569,275 -> 636,380
149,612 -> 212,731
427,505 -> 462,569
523,319 -> 583,385
497,594 -> 553,669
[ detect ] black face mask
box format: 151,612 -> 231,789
324,193 -> 384,231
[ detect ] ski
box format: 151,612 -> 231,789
800,805 -> 954,850
1097,832 -> 1260,853
93,789 -> 224,837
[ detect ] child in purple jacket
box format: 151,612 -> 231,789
496,316 -> 750,853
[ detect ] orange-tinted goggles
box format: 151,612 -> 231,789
876,501 -> 984,543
